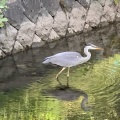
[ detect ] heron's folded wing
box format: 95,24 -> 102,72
50,52 -> 82,66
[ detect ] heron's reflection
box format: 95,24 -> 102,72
42,87 -> 91,111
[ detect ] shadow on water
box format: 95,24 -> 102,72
43,87 -> 90,111
0,24 -> 120,119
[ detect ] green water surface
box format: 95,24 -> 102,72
0,53 -> 120,120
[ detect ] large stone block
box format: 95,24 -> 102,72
0,28 -> 7,48
100,16 -> 109,27
83,23 -> 92,33
103,0 -> 116,22
77,0 -> 90,8
86,1 -> 103,27
59,0 -> 75,13
116,12 -> 120,21
12,41 -> 24,53
21,0 -> 42,23
48,29 -> 60,42
0,50 -> 6,58
17,19 -> 36,47
117,2 -> 120,13
4,0 -> 24,29
36,9 -> 53,41
98,0 -> 106,6
42,0 -> 59,17
0,23 -> 17,54
69,1 -> 86,33
32,35 -> 45,48
116,3 -> 120,21
53,7 -> 68,36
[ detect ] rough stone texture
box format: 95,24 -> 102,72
103,0 -> 116,22
0,23 -> 17,54
98,0 -> 106,6
0,0 -> 119,58
59,0 -> 74,20
48,29 -> 60,42
86,1 -> 103,27
4,0 -> 24,29
0,50 -> 3,57
32,35 -> 45,48
83,23 -> 92,33
69,1 -> 86,33
0,50 -> 6,58
100,16 -> 109,27
0,29 -> 6,50
6,23 -> 17,41
12,41 -> 23,53
17,20 -> 36,47
77,0 -> 91,8
5,23 -> 17,52
116,3 -> 120,21
21,0 -> 42,23
67,28 -> 75,36
59,0 -> 75,13
42,0 -> 59,17
117,2 -> 120,13
53,7 -> 68,36
36,9 -> 53,41
116,12 -> 120,21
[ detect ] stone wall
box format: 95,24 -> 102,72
1,23 -> 120,84
0,0 -> 120,58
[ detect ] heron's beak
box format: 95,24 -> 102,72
95,47 -> 103,50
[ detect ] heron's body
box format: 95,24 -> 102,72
43,52 -> 83,67
43,47 -> 91,67
42,44 -> 102,87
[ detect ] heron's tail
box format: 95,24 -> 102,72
42,57 -> 51,64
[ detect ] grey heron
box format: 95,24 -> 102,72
42,44 -> 103,87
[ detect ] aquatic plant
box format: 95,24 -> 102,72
0,0 -> 8,27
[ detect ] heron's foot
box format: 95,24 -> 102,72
57,84 -> 70,90
56,76 -> 70,90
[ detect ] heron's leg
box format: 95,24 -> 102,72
56,67 -> 66,85
67,67 -> 70,87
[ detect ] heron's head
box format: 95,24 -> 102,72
86,43 -> 103,50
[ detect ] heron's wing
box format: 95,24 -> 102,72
49,52 -> 82,67
52,52 -> 82,58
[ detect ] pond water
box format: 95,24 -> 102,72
0,24 -> 120,120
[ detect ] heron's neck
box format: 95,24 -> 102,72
83,47 -> 91,62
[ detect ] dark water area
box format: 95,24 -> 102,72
0,24 -> 120,120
